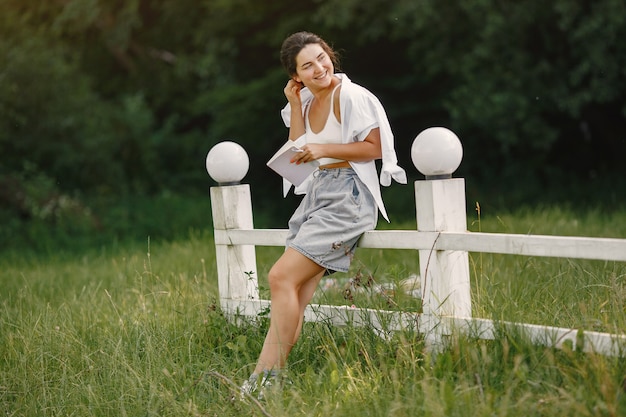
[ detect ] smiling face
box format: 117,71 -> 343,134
293,43 -> 334,91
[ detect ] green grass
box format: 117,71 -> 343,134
1,206 -> 626,416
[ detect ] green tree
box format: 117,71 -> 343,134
313,0 -> 626,198
1,0 -> 625,228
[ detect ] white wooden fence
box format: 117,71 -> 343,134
210,178 -> 626,357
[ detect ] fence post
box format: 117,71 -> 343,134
412,128 -> 471,351
210,185 -> 259,307
206,142 -> 259,315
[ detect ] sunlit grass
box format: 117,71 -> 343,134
1,206 -> 626,416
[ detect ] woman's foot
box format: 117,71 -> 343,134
239,370 -> 278,400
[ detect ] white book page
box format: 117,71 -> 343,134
267,141 -> 319,186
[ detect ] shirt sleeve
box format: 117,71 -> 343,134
341,83 -> 407,186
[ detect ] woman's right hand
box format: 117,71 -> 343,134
284,79 -> 303,105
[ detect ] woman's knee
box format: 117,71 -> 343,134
268,249 -> 324,294
267,263 -> 289,293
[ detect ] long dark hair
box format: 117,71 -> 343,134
280,31 -> 340,77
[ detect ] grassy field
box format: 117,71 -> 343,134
1,206 -> 626,416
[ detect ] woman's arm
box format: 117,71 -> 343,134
284,79 -> 306,140
292,128 -> 382,164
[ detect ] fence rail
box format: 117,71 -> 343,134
210,180 -> 626,357
215,229 -> 626,261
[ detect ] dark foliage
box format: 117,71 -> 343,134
1,0 -> 625,243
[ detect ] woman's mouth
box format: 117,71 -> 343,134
314,71 -> 328,80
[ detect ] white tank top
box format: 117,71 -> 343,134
305,84 -> 344,166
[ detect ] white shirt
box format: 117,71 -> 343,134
280,73 -> 407,222
304,83 -> 344,166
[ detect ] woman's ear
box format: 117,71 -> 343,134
293,76 -> 302,84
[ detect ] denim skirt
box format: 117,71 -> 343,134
286,168 -> 378,273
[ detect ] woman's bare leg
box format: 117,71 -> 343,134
292,269 -> 325,344
253,248 -> 324,374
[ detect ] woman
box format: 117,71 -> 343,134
241,31 -> 406,397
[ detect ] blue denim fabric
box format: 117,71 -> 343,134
286,168 -> 377,273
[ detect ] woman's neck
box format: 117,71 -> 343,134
308,76 -> 340,107
309,76 -> 339,98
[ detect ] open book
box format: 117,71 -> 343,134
267,140 -> 319,186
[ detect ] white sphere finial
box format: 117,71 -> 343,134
411,127 -> 463,179
205,141 -> 249,185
